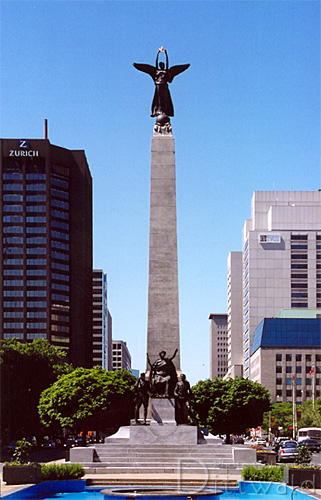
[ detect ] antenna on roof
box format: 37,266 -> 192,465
44,119 -> 48,139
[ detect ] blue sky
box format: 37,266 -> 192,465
1,1 -> 320,384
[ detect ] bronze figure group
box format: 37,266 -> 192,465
133,349 -> 193,425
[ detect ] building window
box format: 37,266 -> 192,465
306,354 -> 312,362
4,312 -> 23,318
26,195 -> 46,202
27,301 -> 46,308
27,259 -> 46,265
296,354 -> 302,362
4,280 -> 23,286
27,311 -> 46,318
276,366 -> 282,373
286,354 -> 292,362
286,366 -> 292,373
3,173 -> 23,180
3,205 -> 23,212
26,216 -> 46,223
4,290 -> 23,297
26,184 -> 46,191
296,366 -> 302,373
27,290 -> 46,297
276,354 -> 282,361
3,322 -> 24,329
4,226 -> 23,233
26,174 -> 46,180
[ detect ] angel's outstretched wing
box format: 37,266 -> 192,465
133,63 -> 156,80
167,64 -> 190,83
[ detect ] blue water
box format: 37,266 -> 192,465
2,482 -> 315,500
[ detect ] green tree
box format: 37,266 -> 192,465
0,339 -> 72,444
299,397 -> 321,428
38,367 -> 136,440
262,398 -> 321,436
191,377 -> 271,443
262,402 -> 293,436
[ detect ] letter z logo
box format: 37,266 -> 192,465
19,140 -> 29,149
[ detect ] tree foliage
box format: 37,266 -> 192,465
262,402 -> 293,435
299,398 -> 321,428
38,367 -> 136,436
0,339 -> 72,443
262,398 -> 321,435
191,377 -> 271,439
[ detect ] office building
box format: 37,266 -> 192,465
250,317 -> 321,402
209,313 -> 228,379
241,191 -> 321,379
112,340 -> 131,371
0,138 -> 93,367
92,270 -> 112,370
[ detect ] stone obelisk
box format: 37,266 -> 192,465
147,133 -> 180,370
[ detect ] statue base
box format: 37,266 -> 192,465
129,398 -> 197,444
150,397 -> 176,425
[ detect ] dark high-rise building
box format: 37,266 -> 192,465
0,138 -> 93,367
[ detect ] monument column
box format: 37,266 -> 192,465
133,47 -> 189,376
147,133 -> 180,370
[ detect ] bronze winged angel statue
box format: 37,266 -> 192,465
133,47 -> 190,121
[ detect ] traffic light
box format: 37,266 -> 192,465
271,416 -> 275,426
297,409 -> 302,422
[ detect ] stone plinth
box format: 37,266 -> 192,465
131,398 -> 197,444
150,397 -> 176,425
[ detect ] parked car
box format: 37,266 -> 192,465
42,440 -> 56,449
234,437 -> 244,444
257,438 -> 267,446
278,442 -> 299,462
64,437 -> 76,449
298,439 -> 320,453
273,438 -> 296,452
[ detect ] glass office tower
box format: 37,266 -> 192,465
0,138 -> 93,367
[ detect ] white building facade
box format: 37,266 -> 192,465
242,191 -> 321,379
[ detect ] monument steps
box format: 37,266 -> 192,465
91,460 -> 235,466
92,443 -> 234,464
73,441 -> 254,474
83,466 -> 244,474
94,455 -> 233,461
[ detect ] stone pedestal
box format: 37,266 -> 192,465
130,398 -> 198,444
150,398 -> 176,425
